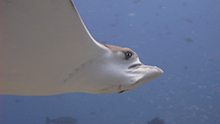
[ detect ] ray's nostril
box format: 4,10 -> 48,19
128,63 -> 142,69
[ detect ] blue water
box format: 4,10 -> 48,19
1,0 -> 220,124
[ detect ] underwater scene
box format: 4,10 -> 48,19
1,0 -> 219,124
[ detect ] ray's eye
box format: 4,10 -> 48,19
125,51 -> 133,60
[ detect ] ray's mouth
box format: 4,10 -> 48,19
128,63 -> 142,69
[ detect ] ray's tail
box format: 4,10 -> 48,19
45,117 -> 51,124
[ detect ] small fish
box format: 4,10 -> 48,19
134,0 -> 141,3
184,18 -> 193,23
45,117 -> 77,124
148,117 -> 165,124
15,99 -> 21,103
185,38 -> 193,42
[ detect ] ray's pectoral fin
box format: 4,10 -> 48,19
1,0 -> 108,96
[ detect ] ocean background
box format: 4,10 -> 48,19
1,0 -> 220,124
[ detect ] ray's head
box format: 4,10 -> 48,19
101,44 -> 163,93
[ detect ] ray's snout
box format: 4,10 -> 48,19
143,65 -> 163,74
140,64 -> 163,81
129,63 -> 163,77
120,64 -> 163,93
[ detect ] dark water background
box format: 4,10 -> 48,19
1,0 -> 220,124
